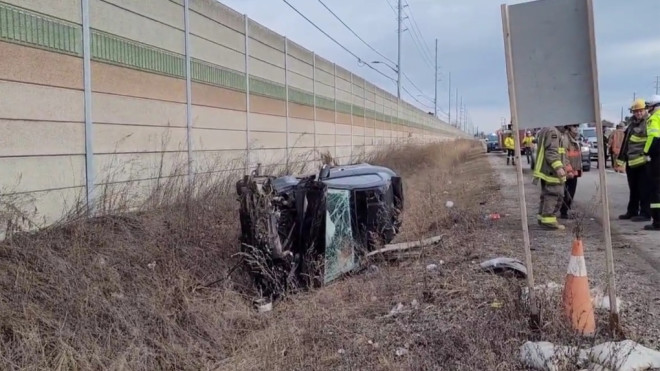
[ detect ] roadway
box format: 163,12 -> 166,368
572,162 -> 660,270
493,149 -> 660,271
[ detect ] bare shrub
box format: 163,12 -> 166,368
0,138 -> 499,370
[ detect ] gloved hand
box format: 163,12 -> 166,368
645,154 -> 652,162
556,168 -> 566,178
566,172 -> 575,179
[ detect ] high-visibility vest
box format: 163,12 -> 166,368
644,111 -> 660,156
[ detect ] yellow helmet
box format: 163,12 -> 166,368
630,98 -> 646,111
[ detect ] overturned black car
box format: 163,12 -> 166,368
236,163 -> 404,300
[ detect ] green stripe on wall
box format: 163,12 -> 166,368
0,2 -> 81,55
0,1 -> 451,133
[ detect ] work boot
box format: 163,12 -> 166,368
559,213 -> 573,220
643,224 -> 660,231
507,158 -> 510,165
618,213 -> 635,220
631,215 -> 651,222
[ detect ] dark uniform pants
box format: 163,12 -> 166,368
626,164 -> 650,217
560,177 -> 578,216
539,180 -> 563,224
507,149 -> 515,165
649,159 -> 660,225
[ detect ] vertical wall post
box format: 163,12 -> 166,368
284,37 -> 290,170
184,0 -> 193,186
371,85 -> 380,149
333,63 -> 337,161
81,0 -> 94,214
312,52 -> 317,161
350,73 -> 354,160
390,97 -> 393,144
244,15 -> 251,172
363,80 -> 366,155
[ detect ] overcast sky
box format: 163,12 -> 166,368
219,0 -> 660,133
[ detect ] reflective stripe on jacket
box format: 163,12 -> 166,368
534,127 -> 566,184
644,110 -> 660,156
563,132 -> 582,177
504,136 -> 515,150
617,116 -> 648,168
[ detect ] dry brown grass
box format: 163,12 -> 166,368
0,140 -> 560,370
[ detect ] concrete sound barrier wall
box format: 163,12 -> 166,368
0,0 -> 468,232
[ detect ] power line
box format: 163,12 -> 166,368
280,0 -> 396,83
316,0 -> 397,66
402,1 -> 435,69
405,31 -> 435,71
403,1 -> 434,59
402,85 -> 433,111
384,0 -> 397,15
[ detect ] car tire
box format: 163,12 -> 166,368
583,165 -> 591,172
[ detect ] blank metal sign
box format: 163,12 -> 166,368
507,0 -> 596,129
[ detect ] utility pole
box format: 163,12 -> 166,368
655,76 -> 659,95
397,0 -> 402,99
434,38 -> 438,118
460,96 -> 463,131
455,88 -> 459,128
448,72 -> 451,125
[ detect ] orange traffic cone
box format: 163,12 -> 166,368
562,239 -> 596,336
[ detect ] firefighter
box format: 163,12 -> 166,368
533,126 -> 567,230
504,132 -> 515,166
609,123 -> 625,169
560,124 -> 582,220
643,95 -> 660,231
617,99 -> 650,222
522,131 -> 535,165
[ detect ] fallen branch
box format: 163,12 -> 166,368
366,235 -> 444,257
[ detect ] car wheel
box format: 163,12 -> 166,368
583,165 -> 591,172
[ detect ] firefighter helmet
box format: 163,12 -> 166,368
631,98 -> 646,111
646,95 -> 660,108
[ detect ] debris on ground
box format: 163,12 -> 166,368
520,341 -> 587,371
589,340 -> 660,370
366,235 -> 444,257
590,287 -> 624,311
236,162 -> 404,301
480,256 -> 528,278
445,200 -> 455,208
395,347 -> 409,357
521,340 -> 660,371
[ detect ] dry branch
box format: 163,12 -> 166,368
366,235 -> 444,257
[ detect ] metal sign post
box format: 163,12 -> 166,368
501,0 -> 619,333
501,3 -> 539,328
586,0 -> 620,333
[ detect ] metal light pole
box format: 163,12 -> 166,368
397,0 -> 402,99
434,38 -> 438,118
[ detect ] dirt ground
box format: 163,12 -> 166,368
1,143 -> 659,370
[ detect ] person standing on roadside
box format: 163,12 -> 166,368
617,99 -> 651,222
560,124 -> 582,220
609,123 -> 625,169
522,131 -> 534,165
643,95 -> 660,231
504,132 -> 516,166
533,126 -> 567,230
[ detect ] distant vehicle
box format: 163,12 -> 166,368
579,127 -> 608,163
486,133 -> 501,153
